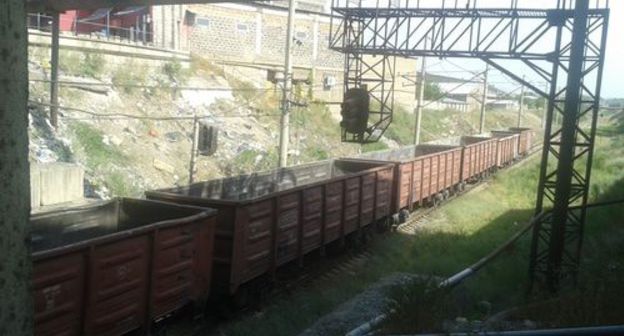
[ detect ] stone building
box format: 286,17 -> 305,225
152,1 -> 346,101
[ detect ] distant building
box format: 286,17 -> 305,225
149,0 -> 344,101
487,99 -> 519,110
29,8 -> 152,43
428,73 -> 521,112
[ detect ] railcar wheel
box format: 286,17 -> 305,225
432,193 -> 443,207
149,323 -> 168,336
232,286 -> 251,310
392,213 -> 400,226
365,226 -> 374,242
399,209 -> 410,223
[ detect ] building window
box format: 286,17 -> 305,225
185,11 -> 197,26
236,23 -> 249,33
195,17 -> 210,28
295,31 -> 308,40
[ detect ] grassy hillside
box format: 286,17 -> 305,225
384,104 -> 544,146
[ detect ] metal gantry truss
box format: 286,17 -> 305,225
329,0 -> 609,292
343,54 -> 396,143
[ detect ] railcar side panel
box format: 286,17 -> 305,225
33,252 -> 86,336
344,177 -> 361,235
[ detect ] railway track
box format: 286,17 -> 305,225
396,141 -> 543,235
225,144 -> 543,315
186,142 -> 545,334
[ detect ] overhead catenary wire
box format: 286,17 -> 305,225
28,100 -> 282,121
28,78 -> 342,92
422,71 -> 486,108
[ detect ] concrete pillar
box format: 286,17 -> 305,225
30,165 -> 41,210
0,0 -> 33,332
38,163 -> 84,206
161,6 -> 166,48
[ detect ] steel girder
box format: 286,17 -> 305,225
329,0 -> 609,292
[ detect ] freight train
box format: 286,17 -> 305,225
31,128 -> 533,336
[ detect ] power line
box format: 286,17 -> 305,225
28,78 -> 342,93
28,100 -> 282,121
28,79 -> 277,92
422,71 -> 487,108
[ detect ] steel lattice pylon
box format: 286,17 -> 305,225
329,0 -> 609,292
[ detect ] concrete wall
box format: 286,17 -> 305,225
184,4 -> 341,69
160,3 -> 345,101
28,29 -> 191,65
152,5 -> 187,51
31,163 -> 84,208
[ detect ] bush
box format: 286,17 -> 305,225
58,51 -> 106,78
70,122 -> 126,169
304,147 -> 329,160
58,50 -> 83,74
382,279 -> 457,334
111,60 -> 148,94
230,79 -> 261,106
362,141 -> 389,153
162,58 -> 186,84
81,53 -> 106,78
384,104 -> 415,145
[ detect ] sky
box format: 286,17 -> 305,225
432,0 -> 624,98
601,0 -> 624,98
334,0 -> 624,98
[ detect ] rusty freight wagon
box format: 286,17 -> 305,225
432,136 -> 498,182
508,127 -> 534,156
491,131 -> 520,167
31,198 -> 217,336
146,159 -> 394,296
458,136 -> 498,181
357,144 -> 463,212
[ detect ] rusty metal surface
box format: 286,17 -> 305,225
151,216 -> 217,319
508,127 -> 533,155
33,252 -> 85,336
344,177 -> 361,235
353,145 -> 462,212
146,159 -> 394,295
31,198 -> 217,336
85,235 -> 150,335
302,186 -> 323,254
153,159 -> 380,204
359,173 -> 376,227
374,168 -> 393,219
460,136 -> 498,181
492,131 -> 521,167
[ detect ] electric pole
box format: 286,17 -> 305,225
479,64 -> 489,134
50,12 -> 60,128
189,114 -> 199,185
279,0 -> 297,168
517,75 -> 526,128
413,57 -> 426,145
